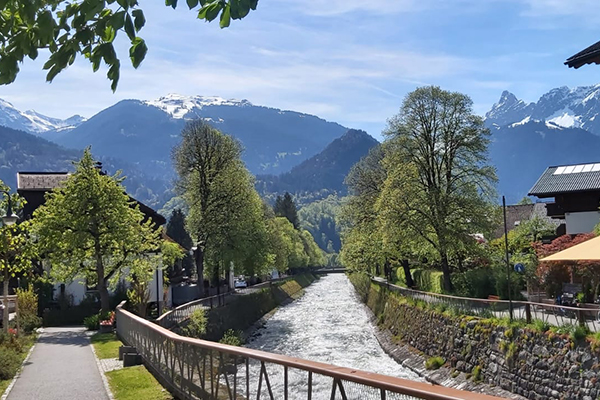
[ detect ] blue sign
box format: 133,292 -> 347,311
514,263 -> 525,273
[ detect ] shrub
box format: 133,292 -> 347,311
425,356 -> 445,370
411,269 -> 443,293
0,347 -> 21,380
471,365 -> 482,382
183,309 -> 207,338
531,319 -> 550,333
84,314 -> 100,331
219,329 -> 243,346
572,325 -> 589,342
453,269 -> 496,299
16,287 -> 42,333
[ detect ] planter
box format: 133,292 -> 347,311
99,324 -> 113,333
123,352 -> 142,367
119,346 -> 136,361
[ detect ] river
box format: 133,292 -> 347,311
244,274 -> 422,397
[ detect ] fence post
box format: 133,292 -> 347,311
577,309 -> 585,327
210,296 -> 213,309
525,303 -> 532,324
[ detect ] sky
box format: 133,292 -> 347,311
3,0 -> 600,139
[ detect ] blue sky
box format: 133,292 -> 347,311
3,0 -> 600,139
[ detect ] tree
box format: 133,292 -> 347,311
32,149 -> 163,314
166,208 -> 193,278
173,120 -> 271,294
0,207 -> 35,332
382,86 -> 497,291
274,192 -> 299,229
0,0 -> 258,90
298,195 -> 342,253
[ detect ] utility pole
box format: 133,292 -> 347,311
502,196 -> 514,321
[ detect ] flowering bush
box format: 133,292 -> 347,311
100,312 -> 115,326
7,328 -> 17,336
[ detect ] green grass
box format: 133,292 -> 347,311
0,334 -> 37,397
106,366 -> 173,400
0,378 -> 10,396
90,333 -> 122,359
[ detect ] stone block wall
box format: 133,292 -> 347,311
360,281 -> 600,400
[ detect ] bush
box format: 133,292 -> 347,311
453,269 -> 496,299
84,314 -> 100,331
531,319 -> 550,333
16,287 -> 42,333
219,329 -> 243,346
183,309 -> 207,338
0,347 -> 21,380
411,269 -> 444,293
471,365 -> 482,382
572,325 -> 589,342
425,356 -> 445,370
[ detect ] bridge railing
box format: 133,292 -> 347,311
156,292 -> 231,329
373,279 -> 600,332
116,301 -> 503,400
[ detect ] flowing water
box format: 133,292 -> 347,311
243,274 -> 422,398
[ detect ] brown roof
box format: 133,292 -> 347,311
17,172 -> 69,191
492,203 -> 561,239
565,40 -> 600,69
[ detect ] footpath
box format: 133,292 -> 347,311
5,327 -> 109,400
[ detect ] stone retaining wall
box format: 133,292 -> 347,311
356,278 -> 600,400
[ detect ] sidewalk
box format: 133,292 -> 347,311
6,327 -> 109,400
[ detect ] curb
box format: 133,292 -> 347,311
88,333 -> 115,400
1,332 -> 39,400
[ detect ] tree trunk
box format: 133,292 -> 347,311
195,246 -> 205,297
3,267 -> 8,333
441,253 -> 453,292
95,241 -> 110,315
401,259 -> 414,288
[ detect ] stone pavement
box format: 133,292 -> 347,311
6,327 -> 109,400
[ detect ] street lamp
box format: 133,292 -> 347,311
1,191 -> 17,226
502,196 -> 514,321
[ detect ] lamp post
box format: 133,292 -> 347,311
502,196 -> 514,321
1,190 -> 17,332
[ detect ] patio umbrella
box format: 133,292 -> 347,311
540,235 -> 600,261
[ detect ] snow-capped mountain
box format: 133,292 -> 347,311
0,98 -> 86,134
144,94 -> 251,119
486,84 -> 600,134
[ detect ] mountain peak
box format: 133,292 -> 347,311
485,90 -> 532,127
0,98 -> 85,134
144,94 -> 252,119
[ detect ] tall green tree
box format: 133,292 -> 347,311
32,149 -> 163,314
0,0 -> 258,89
383,86 -> 497,291
274,192 -> 299,229
173,120 -> 271,293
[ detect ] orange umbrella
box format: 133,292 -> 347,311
540,235 -> 600,261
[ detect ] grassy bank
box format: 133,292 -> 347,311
0,333 -> 37,396
106,366 -> 173,400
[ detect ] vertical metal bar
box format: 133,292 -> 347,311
380,388 -> 386,400
210,350 -> 214,396
503,195 -> 514,321
246,358 -> 250,400
330,378 -> 337,400
308,371 -> 312,400
284,366 -> 288,400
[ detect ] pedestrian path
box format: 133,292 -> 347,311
6,327 -> 109,400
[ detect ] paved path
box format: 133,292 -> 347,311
7,327 -> 109,400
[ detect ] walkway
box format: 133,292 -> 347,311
6,327 -> 109,400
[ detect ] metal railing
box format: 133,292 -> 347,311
157,292 -> 232,329
373,279 -> 600,331
116,302 -> 504,400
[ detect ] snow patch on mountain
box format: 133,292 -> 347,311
144,94 -> 252,119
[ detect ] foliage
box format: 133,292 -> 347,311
411,269 -> 444,294
471,365 -> 482,382
32,149 -> 164,314
452,268 -> 496,299
0,0 -> 257,90
84,314 -> 100,331
183,308 -> 207,339
425,356 -> 445,370
298,195 -> 342,253
0,346 -> 20,380
274,193 -> 299,229
15,287 -> 42,333
219,329 -> 243,346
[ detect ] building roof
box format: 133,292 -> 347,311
565,40 -> 600,69
16,171 -> 166,226
17,172 -> 69,191
528,163 -> 600,197
491,203 -> 560,239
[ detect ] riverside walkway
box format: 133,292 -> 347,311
6,327 -> 109,400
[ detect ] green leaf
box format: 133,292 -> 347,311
110,11 -> 126,31
186,0 -> 199,9
219,4 -> 231,28
132,9 -> 145,31
165,0 -> 178,9
124,13 -> 135,40
129,37 -> 148,68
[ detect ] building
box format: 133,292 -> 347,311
16,171 -> 167,308
565,40 -> 600,69
491,202 -> 562,239
528,163 -> 600,234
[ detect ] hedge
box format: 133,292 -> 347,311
411,269 -> 444,293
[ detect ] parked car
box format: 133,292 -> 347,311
234,278 -> 247,289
